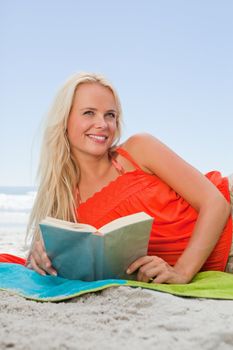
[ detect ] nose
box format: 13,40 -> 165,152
94,115 -> 108,129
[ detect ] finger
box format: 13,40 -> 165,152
136,257 -> 168,282
31,246 -> 57,276
29,255 -> 47,276
40,250 -> 53,270
30,254 -> 57,277
34,240 -> 46,256
30,241 -> 45,267
33,241 -> 57,276
127,256 -> 153,274
138,259 -> 172,282
36,251 -> 57,276
150,264 -> 172,284
152,271 -> 171,284
131,255 -> 165,274
136,259 -> 161,281
45,264 -> 57,276
32,248 -> 43,267
137,267 -> 160,283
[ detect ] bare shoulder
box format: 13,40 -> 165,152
123,133 -> 160,149
124,133 -> 159,147
119,133 -> 225,212
119,133 -> 162,174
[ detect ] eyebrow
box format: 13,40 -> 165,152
79,107 -> 117,113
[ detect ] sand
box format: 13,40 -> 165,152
1,233 -> 233,349
1,283 -> 233,349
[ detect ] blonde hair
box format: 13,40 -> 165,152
26,72 -> 122,242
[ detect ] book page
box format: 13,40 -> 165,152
41,217 -> 96,233
99,212 -> 152,234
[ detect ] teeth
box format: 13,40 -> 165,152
88,135 -> 107,141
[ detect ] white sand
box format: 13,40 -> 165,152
0,228 -> 28,258
1,287 -> 233,349
1,231 -> 233,349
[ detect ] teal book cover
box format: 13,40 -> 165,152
39,212 -> 153,281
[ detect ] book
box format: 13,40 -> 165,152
39,212 -> 154,281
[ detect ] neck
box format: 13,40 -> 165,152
73,151 -> 113,181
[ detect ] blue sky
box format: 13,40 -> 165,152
1,0 -> 232,186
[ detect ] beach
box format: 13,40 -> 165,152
1,285 -> 233,349
1,188 -> 233,349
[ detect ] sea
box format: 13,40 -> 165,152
0,186 -> 37,257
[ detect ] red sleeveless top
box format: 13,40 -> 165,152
77,147 -> 232,272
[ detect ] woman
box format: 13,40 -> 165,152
2,72 -> 232,284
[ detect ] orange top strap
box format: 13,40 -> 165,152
114,147 -> 142,170
111,157 -> 125,174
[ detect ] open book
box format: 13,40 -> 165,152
39,212 -> 153,281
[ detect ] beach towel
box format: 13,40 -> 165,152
1,263 -> 233,302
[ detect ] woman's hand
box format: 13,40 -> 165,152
126,256 -> 191,284
26,239 -> 57,276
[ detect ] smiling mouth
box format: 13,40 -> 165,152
86,134 -> 108,141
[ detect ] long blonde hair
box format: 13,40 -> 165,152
26,72 -> 122,242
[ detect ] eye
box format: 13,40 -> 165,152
83,110 -> 94,116
106,112 -> 116,118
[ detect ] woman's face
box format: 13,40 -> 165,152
67,83 -> 118,159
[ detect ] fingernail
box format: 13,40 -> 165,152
126,269 -> 131,274
52,271 -> 57,276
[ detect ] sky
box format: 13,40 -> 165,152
0,0 -> 232,186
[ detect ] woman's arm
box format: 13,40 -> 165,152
125,133 -> 231,283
